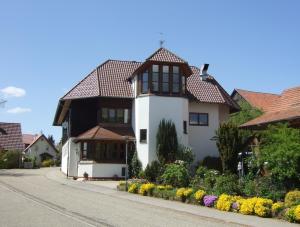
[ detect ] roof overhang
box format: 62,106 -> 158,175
53,99 -> 71,126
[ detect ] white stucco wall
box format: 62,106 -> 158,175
188,102 -> 228,162
26,137 -> 57,165
61,138 -> 80,177
77,162 -> 126,178
134,95 -> 189,168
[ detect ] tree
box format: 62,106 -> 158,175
156,119 -> 178,163
259,123 -> 300,189
47,135 -> 55,146
131,150 -> 142,178
214,123 -> 247,173
228,101 -> 263,126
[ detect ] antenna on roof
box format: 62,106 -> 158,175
159,32 -> 165,48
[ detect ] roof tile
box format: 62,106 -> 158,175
0,122 -> 24,151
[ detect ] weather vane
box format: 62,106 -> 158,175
159,32 -> 165,48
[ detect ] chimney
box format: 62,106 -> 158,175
200,64 -> 209,81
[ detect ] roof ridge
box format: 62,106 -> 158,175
235,88 -> 280,96
107,59 -> 143,64
146,47 -> 188,63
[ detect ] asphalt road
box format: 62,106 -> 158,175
0,168 -> 295,227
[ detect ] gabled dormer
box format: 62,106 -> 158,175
130,48 -> 193,97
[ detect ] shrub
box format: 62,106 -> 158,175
176,145 -> 194,166
131,150 -> 142,178
203,195 -> 218,207
259,124 -> 300,189
194,190 -> 206,204
176,188 -> 193,202
0,150 -> 20,169
254,198 -> 273,217
191,166 -> 220,192
214,123 -> 248,173
144,161 -> 163,183
216,194 -> 233,212
139,183 -> 155,196
285,190 -> 300,207
156,119 -> 178,163
212,174 -> 240,195
295,205 -> 300,222
272,202 -> 285,216
128,183 -> 138,193
41,159 -> 54,167
285,206 -> 297,223
161,163 -> 189,187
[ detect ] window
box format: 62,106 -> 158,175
152,65 -> 159,92
189,113 -> 209,126
121,167 -> 126,177
162,65 -> 169,92
183,121 -> 187,134
142,70 -> 149,93
140,129 -> 147,143
182,76 -> 186,94
100,108 -> 130,124
101,108 -> 109,122
172,66 -> 180,93
82,142 -> 87,160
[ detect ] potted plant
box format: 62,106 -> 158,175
83,172 -> 89,180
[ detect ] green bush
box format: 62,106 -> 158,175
161,163 -> 189,187
131,150 -> 142,178
176,145 -> 195,166
285,206 -> 297,223
212,174 -> 241,195
285,191 -> 300,207
0,150 -> 20,169
190,166 -> 220,192
41,159 -> 54,167
144,161 -> 163,183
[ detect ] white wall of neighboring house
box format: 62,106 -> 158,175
134,95 -> 189,168
26,137 -> 57,165
61,138 -> 80,177
188,101 -> 229,161
78,162 -> 126,178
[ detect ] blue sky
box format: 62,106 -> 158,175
0,0 -> 299,143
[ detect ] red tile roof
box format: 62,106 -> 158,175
241,86 -> 300,128
0,122 -> 24,151
23,134 -> 58,153
234,89 -> 280,112
61,54 -> 236,109
146,48 -> 187,63
76,124 -> 135,141
22,134 -> 37,145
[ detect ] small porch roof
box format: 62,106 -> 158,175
75,124 -> 135,142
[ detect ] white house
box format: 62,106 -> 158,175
23,134 -> 58,165
53,48 -> 238,178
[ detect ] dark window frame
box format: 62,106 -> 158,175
183,121 -> 187,134
141,70 -> 149,94
140,129 -> 147,143
189,112 -> 209,126
99,108 -> 131,124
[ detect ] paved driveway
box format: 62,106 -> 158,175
0,168 -> 296,227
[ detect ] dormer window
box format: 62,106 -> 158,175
138,63 -> 187,96
142,70 -> 149,94
152,65 -> 159,92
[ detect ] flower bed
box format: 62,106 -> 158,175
118,182 -> 300,223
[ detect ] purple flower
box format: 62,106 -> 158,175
203,195 -> 218,207
232,202 -> 238,210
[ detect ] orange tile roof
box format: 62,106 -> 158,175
234,89 -> 280,112
0,122 -> 24,151
22,134 -> 37,145
241,86 -> 300,128
76,124 -> 135,141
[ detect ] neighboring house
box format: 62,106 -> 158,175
53,47 -> 238,178
23,134 -> 58,165
0,122 -> 24,152
231,86 -> 300,128
22,134 -> 37,149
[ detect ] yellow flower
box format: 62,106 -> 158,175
254,198 -> 273,217
272,202 -> 284,214
295,205 -> 300,222
139,183 -> 155,196
128,183 -> 138,193
165,185 -> 173,190
157,185 -> 165,190
216,194 -> 233,212
176,188 -> 186,198
240,197 -> 258,215
183,188 -> 193,198
194,190 -> 206,203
